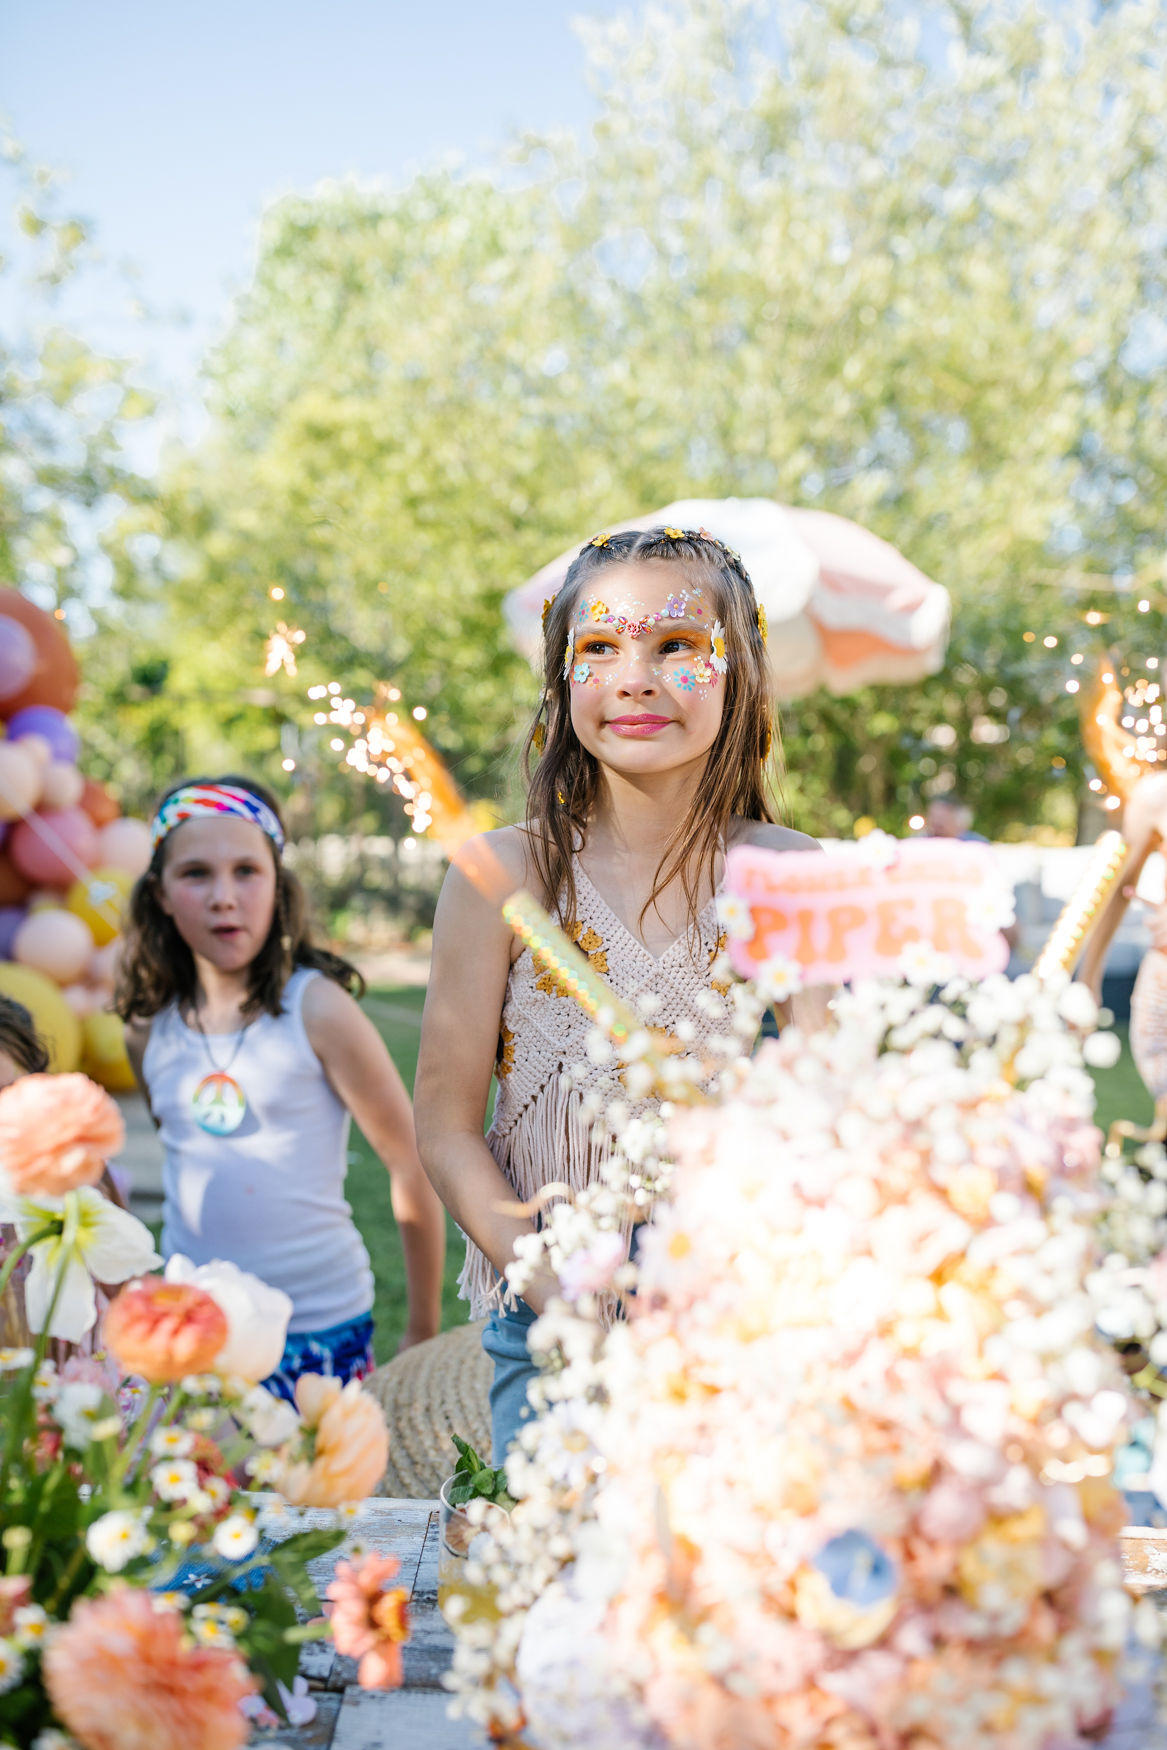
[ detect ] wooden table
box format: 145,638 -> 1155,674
251,1497 -> 486,1749
253,1500 -> 1167,1749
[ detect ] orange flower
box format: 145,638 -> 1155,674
43,1586 -> 256,1750
277,1375 -> 389,1508
102,1278 -> 229,1384
325,1550 -> 410,1689
0,1072 -> 124,1198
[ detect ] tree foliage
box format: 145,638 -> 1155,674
100,0 -> 1167,840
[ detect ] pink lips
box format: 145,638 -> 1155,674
607,714 -> 674,738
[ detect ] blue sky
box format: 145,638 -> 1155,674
2,0 -> 617,389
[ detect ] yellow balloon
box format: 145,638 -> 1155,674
81,1009 -> 136,1093
0,963 -> 82,1072
65,867 -> 132,948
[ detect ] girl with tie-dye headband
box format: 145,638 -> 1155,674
115,773 -> 446,1400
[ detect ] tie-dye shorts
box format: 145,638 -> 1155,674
264,1310 -> 376,1405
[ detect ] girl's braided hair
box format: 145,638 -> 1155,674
524,526 -> 781,939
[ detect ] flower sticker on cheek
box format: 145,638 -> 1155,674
710,621 -> 729,675
572,663 -> 593,687
563,635 -> 574,680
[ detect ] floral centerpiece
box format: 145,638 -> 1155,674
447,968 -> 1149,1750
0,1074 -> 406,1750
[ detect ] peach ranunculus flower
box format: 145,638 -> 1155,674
0,1072 -> 124,1199
43,1585 -> 256,1750
325,1550 -> 410,1689
102,1277 -> 229,1384
277,1375 -> 389,1508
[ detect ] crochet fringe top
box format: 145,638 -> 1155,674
459,858 -> 736,1320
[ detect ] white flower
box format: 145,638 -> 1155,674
237,1383 -> 300,1448
966,884 -> 1016,933
709,619 -> 729,674
0,1347 -> 34,1373
754,953 -> 804,1003
1083,1031 -> 1122,1069
85,1509 -> 151,1573
32,1731 -> 76,1750
191,1604 -> 236,1648
149,1425 -> 195,1459
164,1256 -> 292,1383
0,1637 -> 24,1694
1057,982 -> 1098,1031
854,828 -> 899,869
31,1359 -> 58,1403
13,1605 -> 49,1650
52,1382 -> 106,1448
0,1186 -> 160,1341
151,1458 -> 201,1502
899,942 -> 958,987
715,892 -> 755,943
212,1514 -> 259,1561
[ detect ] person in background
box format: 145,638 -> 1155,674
0,994 -> 50,1087
924,794 -> 989,843
117,775 -> 446,1403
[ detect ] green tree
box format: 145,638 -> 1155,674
0,136 -> 149,633
115,0 -> 1167,842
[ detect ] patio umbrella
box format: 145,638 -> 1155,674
504,497 -> 950,699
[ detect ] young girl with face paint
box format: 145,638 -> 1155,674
415,527 -> 821,1459
116,776 -> 446,1401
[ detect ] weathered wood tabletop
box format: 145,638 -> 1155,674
251,1497 -> 486,1749
252,1500 -> 1167,1749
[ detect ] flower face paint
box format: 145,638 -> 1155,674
563,561 -> 728,775
564,579 -> 727,689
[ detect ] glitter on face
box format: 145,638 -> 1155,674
567,581 -> 727,692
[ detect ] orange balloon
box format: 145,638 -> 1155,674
0,589 -> 79,717
80,778 -> 121,829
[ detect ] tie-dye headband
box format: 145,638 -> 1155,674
151,784 -> 286,853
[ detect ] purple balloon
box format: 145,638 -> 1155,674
5,705 -> 79,765
0,905 -> 27,960
0,617 -> 35,703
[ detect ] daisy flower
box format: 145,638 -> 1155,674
212,1514 -> 259,1560
151,1458 -> 200,1503
149,1426 -> 195,1459
716,892 -> 755,944
85,1509 -> 151,1573
709,620 -> 728,674
755,953 -> 804,1003
0,1638 -> 24,1695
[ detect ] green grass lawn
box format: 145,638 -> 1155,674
355,989 -> 1157,1360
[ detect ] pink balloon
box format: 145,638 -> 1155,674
0,616 -> 36,703
89,939 -> 123,987
10,808 -> 98,887
17,733 -> 52,774
62,982 -> 102,1017
14,908 -> 95,986
97,816 -> 152,878
0,743 -> 41,823
41,761 -> 84,811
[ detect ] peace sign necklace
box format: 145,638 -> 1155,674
189,1006 -> 253,1137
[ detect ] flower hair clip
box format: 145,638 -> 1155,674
757,603 -> 768,646
542,596 -> 556,628
589,532 -> 612,548
663,526 -> 685,540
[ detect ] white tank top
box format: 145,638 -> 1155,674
143,966 -> 374,1333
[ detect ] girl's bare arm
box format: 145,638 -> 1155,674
414,832 -> 555,1316
305,978 -> 446,1350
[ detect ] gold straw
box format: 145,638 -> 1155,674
1032,830 -> 1129,981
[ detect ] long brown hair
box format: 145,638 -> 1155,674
115,775 -> 365,1022
524,527 -> 782,936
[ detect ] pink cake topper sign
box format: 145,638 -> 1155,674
724,837 -> 1012,984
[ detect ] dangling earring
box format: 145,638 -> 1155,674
533,720 -> 547,756
757,603 -> 768,647
763,725 -> 773,758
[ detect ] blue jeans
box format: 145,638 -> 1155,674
263,1310 -> 376,1406
481,1297 -> 539,1463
